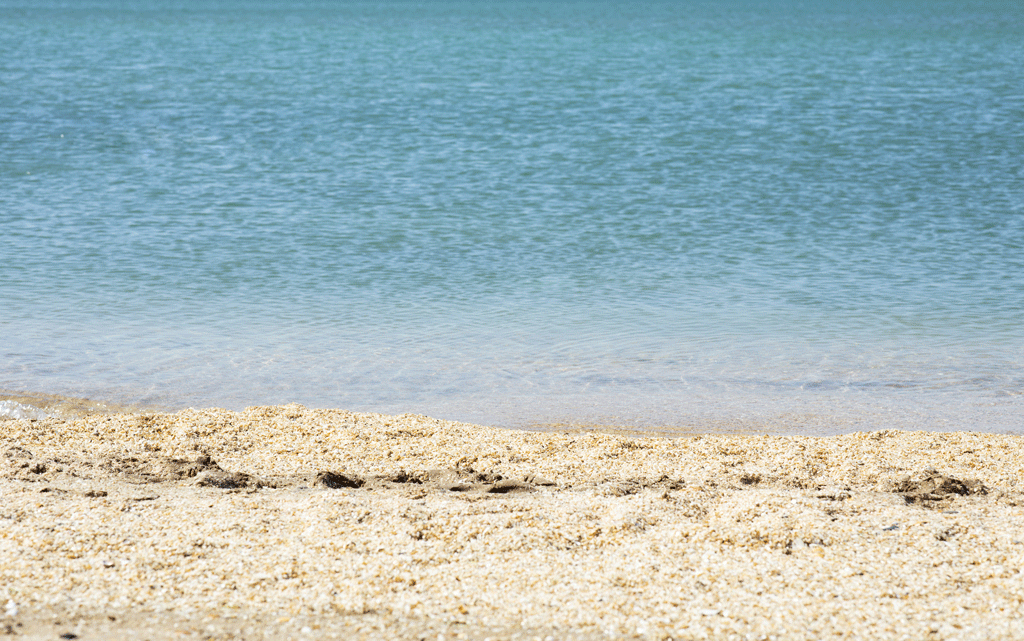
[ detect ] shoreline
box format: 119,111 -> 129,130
8,385 -> 1024,440
3,404 -> 1024,639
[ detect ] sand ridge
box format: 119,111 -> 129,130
2,404 -> 1024,640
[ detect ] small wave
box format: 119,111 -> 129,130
0,399 -> 51,420
0,390 -> 149,421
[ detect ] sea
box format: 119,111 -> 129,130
2,0 -> 1022,434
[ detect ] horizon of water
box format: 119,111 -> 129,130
2,0 -> 1023,434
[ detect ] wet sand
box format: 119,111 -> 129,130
2,404 -> 1023,640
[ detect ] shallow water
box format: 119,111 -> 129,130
2,0 -> 1022,433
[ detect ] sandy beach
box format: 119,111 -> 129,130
2,404 -> 1023,640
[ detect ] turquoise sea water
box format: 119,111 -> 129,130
2,0 -> 1023,433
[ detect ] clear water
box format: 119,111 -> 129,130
2,0 -> 1023,433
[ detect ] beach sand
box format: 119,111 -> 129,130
2,404 -> 1023,640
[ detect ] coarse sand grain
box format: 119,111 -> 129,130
2,404 -> 1024,640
